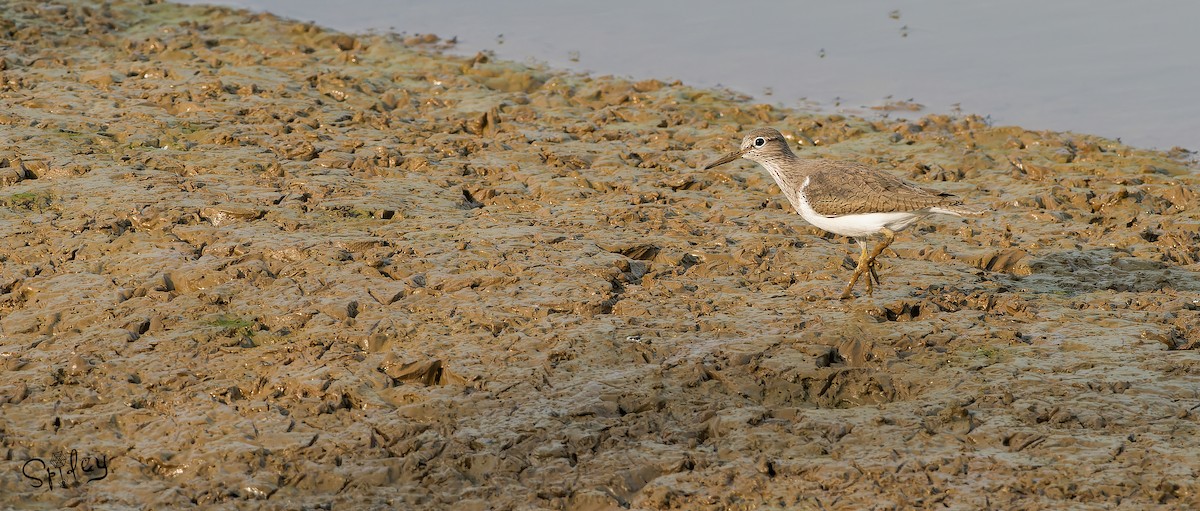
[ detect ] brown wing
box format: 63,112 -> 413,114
803,159 -> 962,216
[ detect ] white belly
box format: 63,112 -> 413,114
795,177 -> 924,238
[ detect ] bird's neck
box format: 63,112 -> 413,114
757,148 -> 808,190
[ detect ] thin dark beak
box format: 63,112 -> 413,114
702,148 -> 747,170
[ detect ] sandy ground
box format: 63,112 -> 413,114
2,1 -> 1200,509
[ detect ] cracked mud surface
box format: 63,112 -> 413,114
2,1 -> 1200,509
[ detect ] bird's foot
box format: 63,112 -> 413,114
843,258 -> 885,299
841,265 -> 867,300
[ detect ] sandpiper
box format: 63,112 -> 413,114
704,127 -> 984,299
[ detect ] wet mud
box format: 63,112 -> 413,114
2,1 -> 1199,509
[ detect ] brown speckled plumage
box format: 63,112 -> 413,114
801,159 -> 969,216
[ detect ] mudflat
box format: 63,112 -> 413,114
2,1 -> 1199,509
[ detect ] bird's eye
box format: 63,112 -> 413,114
754,137 -> 766,147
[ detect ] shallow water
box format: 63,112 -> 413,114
179,0 -> 1200,150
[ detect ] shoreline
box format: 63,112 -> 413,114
174,0 -> 1200,152
2,1 -> 1199,508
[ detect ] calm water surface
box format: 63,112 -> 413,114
178,0 -> 1200,151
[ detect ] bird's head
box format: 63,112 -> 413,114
703,127 -> 793,169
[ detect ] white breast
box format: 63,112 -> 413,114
795,177 -> 925,238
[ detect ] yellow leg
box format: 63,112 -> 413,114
862,228 -> 895,296
839,240 -> 871,300
839,228 -> 896,300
